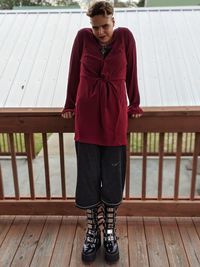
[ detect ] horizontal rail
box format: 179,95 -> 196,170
0,108 -> 200,133
0,199 -> 200,216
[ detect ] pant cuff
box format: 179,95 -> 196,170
75,201 -> 102,210
101,199 -> 122,207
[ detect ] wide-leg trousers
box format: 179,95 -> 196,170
75,142 -> 126,209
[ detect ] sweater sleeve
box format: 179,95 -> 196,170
125,29 -> 143,116
62,30 -> 83,113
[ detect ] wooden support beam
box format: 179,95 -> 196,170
0,200 -> 200,217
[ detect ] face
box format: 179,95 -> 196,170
90,14 -> 115,45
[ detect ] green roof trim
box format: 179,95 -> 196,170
145,0 -> 200,7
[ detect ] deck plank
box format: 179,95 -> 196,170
192,217 -> 200,237
177,217 -> 200,267
127,217 -> 149,267
10,216 -> 46,267
49,216 -> 78,267
1,216 -> 200,267
95,217 -> 129,267
112,217 -> 129,267
0,215 -> 15,246
30,216 -> 62,267
160,217 -> 189,267
69,216 -> 92,267
144,217 -> 169,267
0,216 -> 30,267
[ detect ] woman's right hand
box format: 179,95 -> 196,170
61,111 -> 74,119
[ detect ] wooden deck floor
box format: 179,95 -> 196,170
1,216 -> 200,267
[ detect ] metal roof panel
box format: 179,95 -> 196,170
0,8 -> 199,108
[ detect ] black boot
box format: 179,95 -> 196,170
103,205 -> 119,262
82,205 -> 102,262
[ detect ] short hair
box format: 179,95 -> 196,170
86,1 -> 114,17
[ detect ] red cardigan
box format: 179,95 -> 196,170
63,27 -> 143,146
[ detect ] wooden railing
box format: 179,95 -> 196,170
0,107 -> 200,216
130,132 -> 195,156
0,133 -> 35,158
0,132 -> 195,157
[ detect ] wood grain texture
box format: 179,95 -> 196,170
177,217 -> 200,267
0,216 -> 29,267
160,217 -> 189,267
30,216 -> 62,267
144,217 -> 169,267
50,216 -> 77,267
127,217 -> 149,267
11,216 -> 46,267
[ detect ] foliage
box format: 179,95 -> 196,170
0,0 -> 44,9
137,0 -> 145,7
0,0 -> 15,9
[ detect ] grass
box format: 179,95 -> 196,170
0,133 -> 51,156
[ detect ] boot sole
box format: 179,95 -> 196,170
82,241 -> 101,262
105,250 -> 119,263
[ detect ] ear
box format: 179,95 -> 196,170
112,17 -> 115,26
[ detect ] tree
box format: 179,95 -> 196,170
137,0 -> 144,7
0,0 -> 15,9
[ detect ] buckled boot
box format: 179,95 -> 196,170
82,205 -> 102,262
103,205 -> 119,262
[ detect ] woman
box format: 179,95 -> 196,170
62,1 -> 143,263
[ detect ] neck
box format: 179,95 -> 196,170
99,39 -> 112,46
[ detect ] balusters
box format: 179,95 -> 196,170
142,133 -> 147,199
0,163 -> 4,199
8,133 -> 20,199
25,133 -> 35,199
158,133 -> 164,199
174,133 -> 182,199
190,133 -> 200,200
59,133 -> 66,199
125,133 -> 131,199
42,133 -> 51,199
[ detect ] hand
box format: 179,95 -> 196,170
131,114 -> 142,119
61,111 -> 74,119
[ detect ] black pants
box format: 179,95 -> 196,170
75,142 -> 126,209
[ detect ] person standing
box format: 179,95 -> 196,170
62,0 -> 143,263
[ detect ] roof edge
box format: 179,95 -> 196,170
0,6 -> 200,15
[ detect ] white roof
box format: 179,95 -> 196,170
0,7 -> 200,108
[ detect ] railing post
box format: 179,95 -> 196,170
25,133 -> 35,199
174,133 -> 182,199
59,133 -> 66,199
142,132 -> 147,199
0,163 -> 4,199
158,133 -> 164,199
8,133 -> 20,199
190,132 -> 200,200
125,133 -> 131,199
42,133 -> 51,199
30,133 -> 36,159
